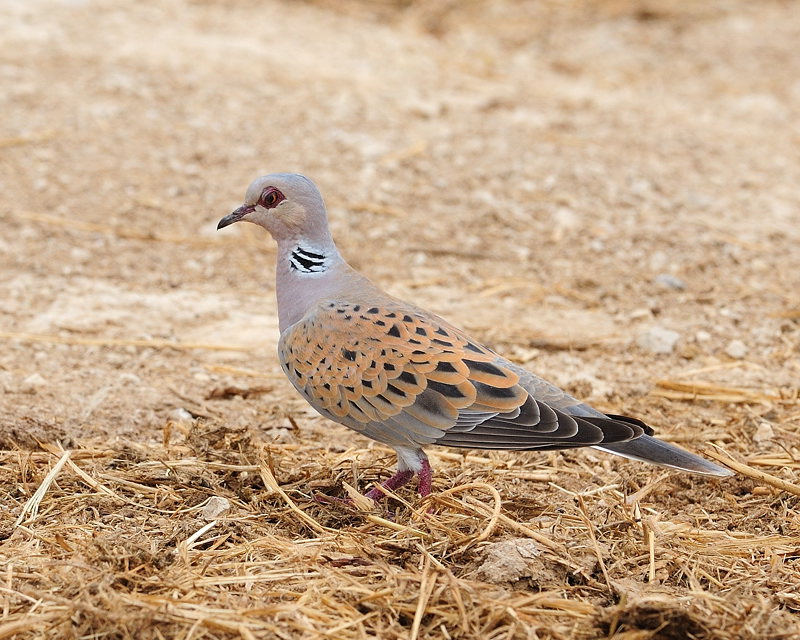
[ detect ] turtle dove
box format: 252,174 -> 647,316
217,173 -> 732,501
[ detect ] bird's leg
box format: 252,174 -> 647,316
316,450 -> 432,506
363,450 -> 432,501
364,469 -> 414,501
367,451 -> 433,499
417,456 -> 433,497
314,468 -> 414,506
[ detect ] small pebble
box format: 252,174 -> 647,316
170,407 -> 195,425
21,373 -> 48,393
202,496 -> 231,520
630,307 -> 653,320
0,372 -> 13,393
753,422 -> 774,443
653,273 -> 686,290
637,326 -> 680,354
405,98 -> 443,119
724,339 -> 748,359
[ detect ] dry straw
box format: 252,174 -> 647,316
2,411 -> 798,639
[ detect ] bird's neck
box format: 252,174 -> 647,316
275,238 -> 364,333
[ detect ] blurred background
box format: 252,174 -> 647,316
2,0 -> 797,441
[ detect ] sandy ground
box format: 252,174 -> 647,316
1,0 -> 799,638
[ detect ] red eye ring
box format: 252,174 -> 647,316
259,187 -> 285,209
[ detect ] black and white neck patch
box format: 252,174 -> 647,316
289,246 -> 328,273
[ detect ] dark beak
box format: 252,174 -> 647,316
217,204 -> 255,230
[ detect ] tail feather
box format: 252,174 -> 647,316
596,434 -> 732,477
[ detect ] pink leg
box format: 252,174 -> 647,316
364,469 -> 414,501
316,451 -> 433,506
417,456 -> 433,497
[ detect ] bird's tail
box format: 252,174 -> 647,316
596,434 -> 732,477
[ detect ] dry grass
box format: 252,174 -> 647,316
2,407 -> 799,639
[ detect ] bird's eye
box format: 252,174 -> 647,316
259,188 -> 284,209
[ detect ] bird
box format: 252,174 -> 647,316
217,173 -> 732,501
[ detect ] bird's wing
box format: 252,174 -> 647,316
278,299 -> 643,450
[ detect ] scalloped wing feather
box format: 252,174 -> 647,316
278,299 -> 642,450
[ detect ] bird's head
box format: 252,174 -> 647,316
217,173 -> 330,243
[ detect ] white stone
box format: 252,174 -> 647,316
630,308 -> 653,321
170,407 -> 195,425
202,496 -> 231,520
753,422 -> 774,443
637,326 -> 680,354
0,372 -> 13,393
724,339 -> 748,359
653,273 -> 686,290
21,373 -> 48,392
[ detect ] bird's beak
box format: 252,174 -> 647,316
217,204 -> 255,230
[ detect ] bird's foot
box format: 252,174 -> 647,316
367,458 -> 434,513
315,458 -> 433,508
363,469 -> 415,501
312,470 -> 413,508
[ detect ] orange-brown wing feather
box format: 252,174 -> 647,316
277,299 -> 529,447
278,299 -> 644,451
